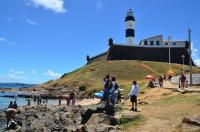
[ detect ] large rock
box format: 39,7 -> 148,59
85,113 -> 120,132
182,115 -> 200,127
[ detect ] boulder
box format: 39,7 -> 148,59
182,115 -> 200,126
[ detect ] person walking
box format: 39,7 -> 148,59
179,74 -> 186,90
158,76 -> 164,87
129,81 -> 139,111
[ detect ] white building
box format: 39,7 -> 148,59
139,35 -> 187,47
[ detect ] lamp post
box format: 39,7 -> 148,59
188,28 -> 193,85
168,36 -> 172,71
169,45 -> 171,71
181,55 -> 185,73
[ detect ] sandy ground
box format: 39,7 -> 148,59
122,81 -> 200,132
60,98 -> 101,106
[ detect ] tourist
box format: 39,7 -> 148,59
111,77 -> 118,105
168,75 -> 172,81
8,101 -> 13,108
66,96 -> 70,106
27,98 -> 31,106
103,78 -> 111,104
179,74 -> 186,90
12,101 -> 18,109
129,81 -> 139,111
158,76 -> 163,87
59,96 -> 62,106
70,91 -> 76,106
5,108 -> 17,128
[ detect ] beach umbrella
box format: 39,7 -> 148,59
167,70 -> 175,76
94,91 -> 103,98
145,75 -> 155,80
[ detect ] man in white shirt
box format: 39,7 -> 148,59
129,81 -> 139,111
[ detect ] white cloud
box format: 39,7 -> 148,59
0,69 -> 27,82
96,0 -> 103,11
194,48 -> 198,52
0,37 -> 15,45
10,69 -> 25,74
191,41 -> 200,66
194,59 -> 200,66
45,70 -> 61,78
28,0 -> 66,13
7,73 -> 27,80
32,70 -> 37,75
26,18 -> 37,25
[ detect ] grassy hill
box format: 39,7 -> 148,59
39,60 -> 200,95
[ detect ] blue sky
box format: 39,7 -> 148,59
0,0 -> 200,84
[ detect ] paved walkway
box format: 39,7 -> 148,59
171,74 -> 200,85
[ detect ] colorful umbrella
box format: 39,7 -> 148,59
145,75 -> 155,80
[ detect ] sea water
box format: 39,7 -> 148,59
0,92 -> 62,110
0,96 -> 27,110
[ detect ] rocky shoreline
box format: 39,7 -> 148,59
0,102 -> 122,132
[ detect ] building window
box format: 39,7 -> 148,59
144,40 -> 147,45
156,41 -> 160,46
173,42 -> 176,45
165,42 -> 168,45
150,41 -> 154,45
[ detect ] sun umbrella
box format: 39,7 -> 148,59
145,75 -> 155,80
167,70 -> 175,76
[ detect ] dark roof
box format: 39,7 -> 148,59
107,45 -> 195,66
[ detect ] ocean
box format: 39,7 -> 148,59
0,83 -> 37,110
0,83 -> 36,88
0,94 -> 61,110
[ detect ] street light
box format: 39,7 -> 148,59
181,54 -> 185,73
168,36 -> 172,71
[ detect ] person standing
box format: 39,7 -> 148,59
70,92 -> 76,106
59,96 -> 62,106
111,77 -> 118,105
129,81 -> 139,111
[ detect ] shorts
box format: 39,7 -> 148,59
130,95 -> 137,103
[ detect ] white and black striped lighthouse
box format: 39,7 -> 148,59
125,9 -> 135,44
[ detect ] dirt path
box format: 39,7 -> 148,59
122,81 -> 200,132
76,98 -> 100,106
139,63 -> 160,75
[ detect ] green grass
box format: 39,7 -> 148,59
40,60 -> 200,94
120,114 -> 146,129
155,94 -> 200,106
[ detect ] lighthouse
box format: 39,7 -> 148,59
125,9 -> 135,44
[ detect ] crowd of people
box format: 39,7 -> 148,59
102,75 -> 121,105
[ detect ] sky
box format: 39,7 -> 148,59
0,0 -> 200,84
